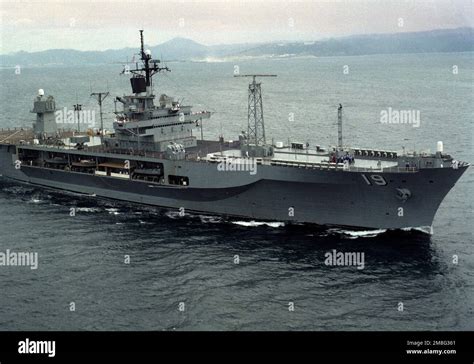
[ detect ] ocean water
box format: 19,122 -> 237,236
0,53 -> 473,330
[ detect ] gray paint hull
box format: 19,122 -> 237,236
0,144 -> 467,229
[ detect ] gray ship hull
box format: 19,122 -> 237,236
0,144 -> 467,230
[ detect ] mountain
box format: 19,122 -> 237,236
236,27 -> 474,57
149,37 -> 209,61
1,28 -> 472,67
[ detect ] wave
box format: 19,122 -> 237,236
231,220 -> 285,228
165,210 -> 184,219
199,215 -> 223,224
75,207 -> 101,213
105,208 -> 120,215
401,226 -> 433,235
327,228 -> 387,239
1,185 -> 35,195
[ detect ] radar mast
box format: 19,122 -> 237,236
126,30 -> 171,95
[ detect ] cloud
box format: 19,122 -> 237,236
0,0 -> 472,53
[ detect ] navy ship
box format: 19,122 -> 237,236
0,31 -> 469,231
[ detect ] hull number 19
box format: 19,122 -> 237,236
361,174 -> 387,186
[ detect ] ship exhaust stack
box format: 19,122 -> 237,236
234,74 -> 276,157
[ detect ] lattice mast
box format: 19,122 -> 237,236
234,74 -> 276,146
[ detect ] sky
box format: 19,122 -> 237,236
0,0 -> 472,54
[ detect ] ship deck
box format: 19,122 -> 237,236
2,127 -> 418,173
0,127 -> 76,145
0,128 -> 34,144
208,146 -> 403,172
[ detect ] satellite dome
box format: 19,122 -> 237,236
145,49 -> 151,57
38,89 -> 45,96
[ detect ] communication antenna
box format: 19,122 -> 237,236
90,91 -> 110,142
337,103 -> 343,149
234,74 -> 277,146
73,91 -> 82,133
73,103 -> 82,133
